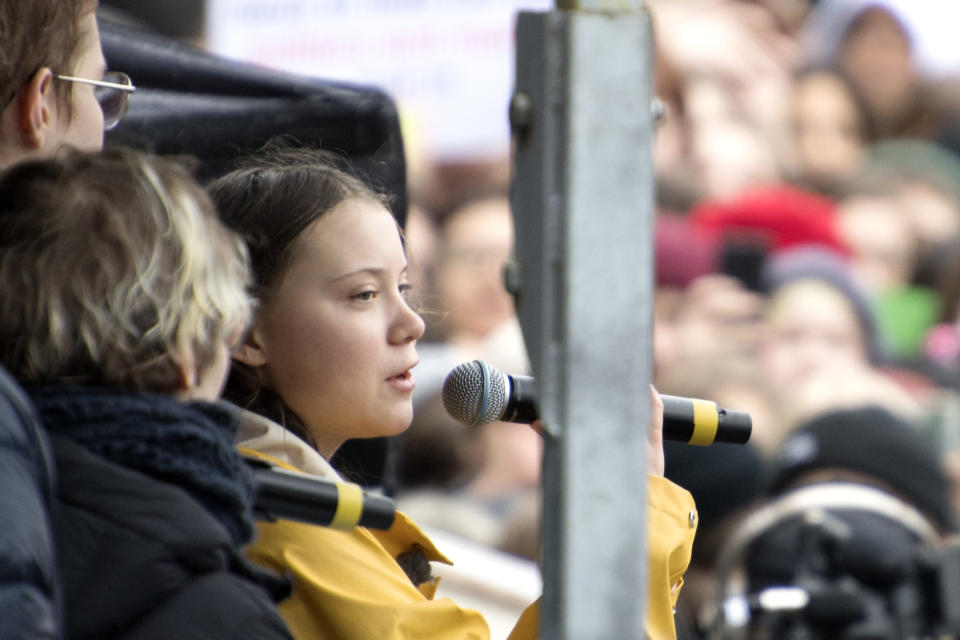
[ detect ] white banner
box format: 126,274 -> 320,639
205,0 -> 553,161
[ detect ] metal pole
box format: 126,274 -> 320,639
509,2 -> 655,638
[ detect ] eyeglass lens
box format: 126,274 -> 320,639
96,71 -> 131,130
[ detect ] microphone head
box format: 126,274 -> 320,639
442,360 -> 508,426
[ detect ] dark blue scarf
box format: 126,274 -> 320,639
27,384 -> 255,546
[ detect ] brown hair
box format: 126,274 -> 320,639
0,0 -> 93,110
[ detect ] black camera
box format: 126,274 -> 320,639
708,482 -> 960,639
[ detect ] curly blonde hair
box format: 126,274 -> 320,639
0,147 -> 252,393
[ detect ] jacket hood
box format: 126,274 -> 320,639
235,409 -> 341,480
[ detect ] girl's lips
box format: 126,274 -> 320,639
387,369 -> 416,392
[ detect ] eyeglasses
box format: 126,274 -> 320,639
55,71 -> 136,131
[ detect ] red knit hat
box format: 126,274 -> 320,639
689,184 -> 850,256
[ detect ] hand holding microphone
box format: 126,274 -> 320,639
441,360 -> 752,446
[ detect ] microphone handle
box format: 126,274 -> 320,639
503,373 -> 539,423
660,395 -> 752,445
245,456 -> 396,530
497,373 -> 751,446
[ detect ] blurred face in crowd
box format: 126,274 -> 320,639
436,196 -> 516,346
756,0 -> 813,35
239,198 -> 425,457
839,8 -> 915,132
897,181 -> 960,249
837,194 -> 917,293
790,71 -> 866,186
685,79 -> 781,199
761,279 -> 869,389
692,118 -> 781,199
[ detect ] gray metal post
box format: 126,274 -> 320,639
509,2 -> 656,638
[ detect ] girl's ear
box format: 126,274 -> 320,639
232,327 -> 268,367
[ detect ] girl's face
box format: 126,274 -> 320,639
242,197 -> 425,458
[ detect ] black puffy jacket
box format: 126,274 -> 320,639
0,366 -> 60,639
50,434 -> 293,640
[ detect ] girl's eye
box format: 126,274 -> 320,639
399,283 -> 414,298
353,289 -> 378,302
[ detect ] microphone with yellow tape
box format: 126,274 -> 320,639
245,456 -> 396,530
442,360 -> 752,446
659,394 -> 752,445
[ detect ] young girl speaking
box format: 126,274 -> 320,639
209,145 -> 697,640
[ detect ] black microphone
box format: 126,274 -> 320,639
244,456 -> 396,530
441,360 -> 752,446
746,586 -> 866,627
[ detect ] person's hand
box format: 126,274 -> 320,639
651,0 -> 797,94
530,419 -> 544,437
648,385 -> 665,477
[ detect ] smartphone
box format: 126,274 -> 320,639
719,236 -> 768,293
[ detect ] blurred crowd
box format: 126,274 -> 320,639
390,0 -> 960,634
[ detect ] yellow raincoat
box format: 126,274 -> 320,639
237,411 -> 696,640
504,474 -> 698,640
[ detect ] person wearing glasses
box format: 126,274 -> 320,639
0,2 -> 131,637
0,0 -> 134,170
